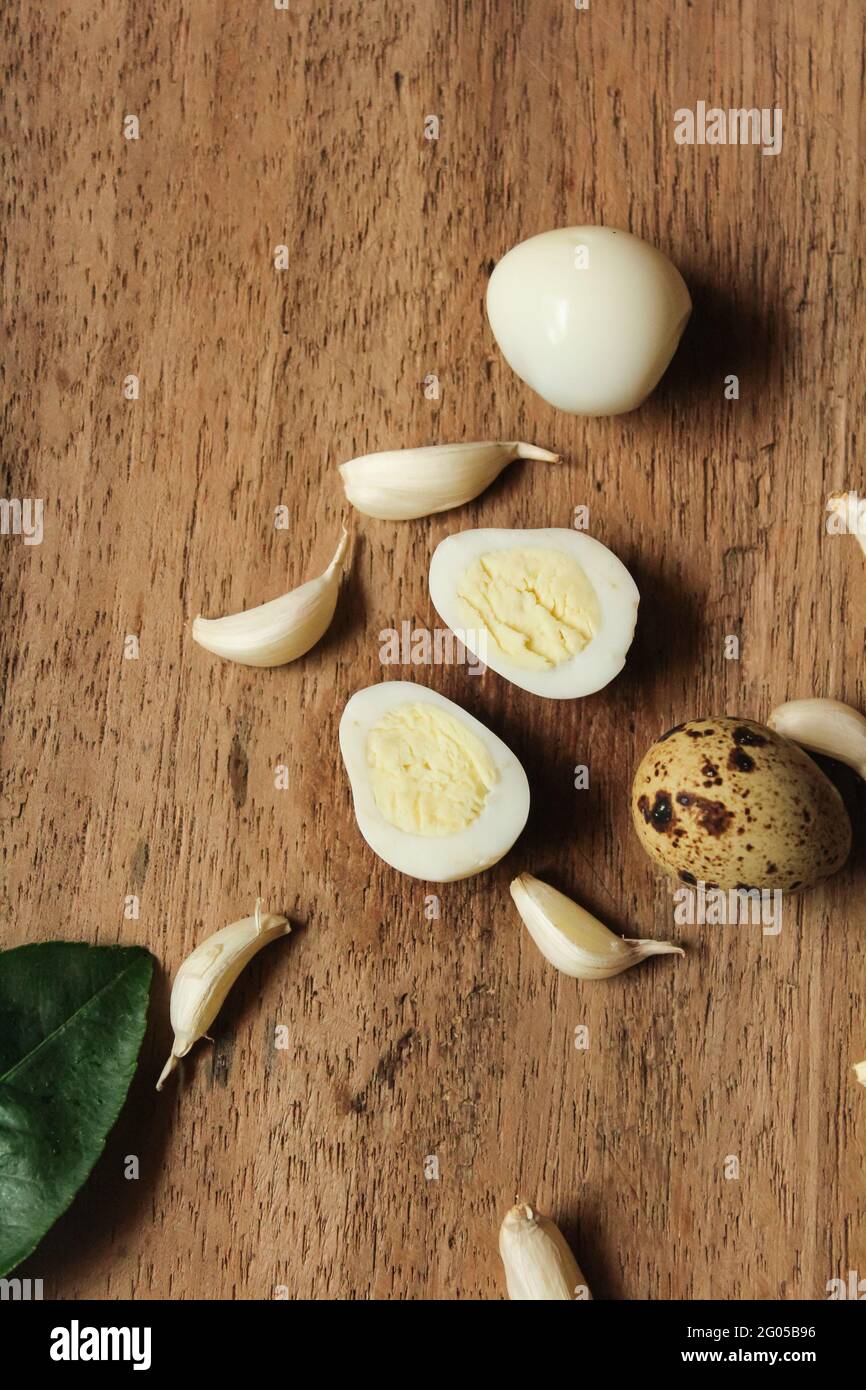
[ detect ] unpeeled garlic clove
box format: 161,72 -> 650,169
499,1202 -> 591,1301
853,1061 -> 866,1088
156,900 -> 290,1091
510,872 -> 684,980
192,527 -> 349,667
769,697 -> 866,781
339,441 -> 559,520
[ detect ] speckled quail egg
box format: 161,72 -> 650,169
631,717 -> 851,892
428,527 -> 639,699
339,681 -> 530,881
486,226 -> 692,416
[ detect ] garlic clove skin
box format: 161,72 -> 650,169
510,872 -> 683,980
192,527 -> 349,668
499,1203 -> 591,1300
157,901 -> 290,1091
768,698 -> 866,781
854,1061 -> 866,1088
339,442 -> 559,521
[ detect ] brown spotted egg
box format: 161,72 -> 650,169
631,717 -> 851,892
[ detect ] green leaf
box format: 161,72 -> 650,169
0,942 -> 153,1275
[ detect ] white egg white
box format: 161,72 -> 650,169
428,528 -> 639,699
339,681 -> 530,882
486,226 -> 691,416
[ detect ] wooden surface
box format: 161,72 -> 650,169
3,0 -> 865,1301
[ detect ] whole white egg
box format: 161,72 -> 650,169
486,226 -> 691,415
429,528 -> 639,699
339,681 -> 530,881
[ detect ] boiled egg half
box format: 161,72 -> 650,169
429,528 -> 639,699
339,681 -> 530,881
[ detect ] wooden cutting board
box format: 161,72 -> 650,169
3,0 -> 865,1300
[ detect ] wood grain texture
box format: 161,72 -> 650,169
2,0 -> 865,1301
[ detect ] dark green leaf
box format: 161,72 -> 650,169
0,942 -> 153,1275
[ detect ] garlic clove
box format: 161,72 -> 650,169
768,697 -> 866,781
339,441 -> 559,521
828,493 -> 866,557
510,872 -> 683,980
192,526 -> 349,668
499,1202 -> 591,1300
854,1061 -> 866,1088
156,900 -> 290,1091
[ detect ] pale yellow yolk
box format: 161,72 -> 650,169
456,548 -> 601,670
366,703 -> 498,836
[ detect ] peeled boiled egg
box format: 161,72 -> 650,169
486,226 -> 691,415
428,528 -> 639,699
339,681 -> 530,881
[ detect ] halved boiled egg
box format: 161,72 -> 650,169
428,528 -> 639,699
339,681 -> 530,881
